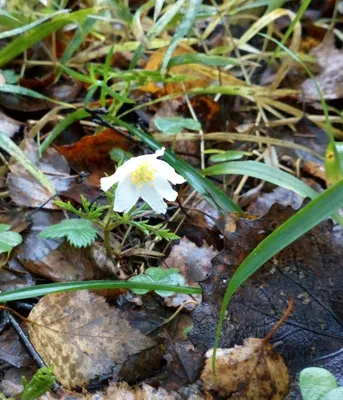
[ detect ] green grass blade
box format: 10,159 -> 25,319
0,8 -> 95,67
59,16 -> 96,65
160,0 -> 202,74
168,53 -> 249,67
103,116 -> 241,212
40,109 -> 90,153
212,178 -> 343,371
0,131 -> 55,195
203,160 -> 318,199
0,9 -> 69,39
0,83 -> 73,108
275,0 -> 311,54
261,33 -> 342,184
0,280 -> 202,303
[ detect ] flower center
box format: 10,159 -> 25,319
131,162 -> 156,187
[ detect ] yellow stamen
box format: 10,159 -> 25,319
131,162 -> 156,187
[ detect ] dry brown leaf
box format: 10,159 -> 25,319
201,338 -> 289,399
27,291 -> 156,389
301,33 -> 343,101
162,237 -> 217,310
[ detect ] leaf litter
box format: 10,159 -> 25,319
1,1 -> 343,399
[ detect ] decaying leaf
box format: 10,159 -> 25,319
301,33 -> 343,101
189,203 -> 343,398
27,291 -> 156,389
0,327 -> 33,368
201,339 -> 289,399
162,237 -> 217,310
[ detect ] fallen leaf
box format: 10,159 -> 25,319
0,367 -> 34,398
27,291 -> 157,389
8,139 -> 100,208
0,111 -> 23,138
189,203 -> 343,398
201,339 -> 290,399
0,327 -> 33,368
301,33 -> 343,101
162,237 -> 217,310
55,128 -> 129,187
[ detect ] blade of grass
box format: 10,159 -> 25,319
0,83 -> 73,108
203,160 -> 317,199
260,33 -> 342,184
40,109 -> 90,153
213,178 -> 343,371
97,115 -> 241,212
0,280 -> 202,303
0,131 -> 55,195
274,0 -> 312,57
160,0 -> 202,74
168,53 -> 251,67
0,8 -> 95,67
0,9 -> 69,39
59,16 -> 96,65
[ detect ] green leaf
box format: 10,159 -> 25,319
41,109 -> 90,153
212,178 -> 343,371
0,131 -> 55,195
323,388 -> 343,400
168,53 -> 248,68
160,0 -> 202,74
0,9 -> 68,39
0,8 -> 95,67
155,117 -> 201,134
104,116 -> 241,213
109,148 -> 132,163
203,161 -> 317,199
208,150 -> 251,163
0,280 -> 202,303
299,368 -> 338,400
59,17 -> 96,65
0,69 -> 19,84
129,267 -> 185,297
0,224 -> 22,254
21,366 -> 55,400
39,219 -> 97,248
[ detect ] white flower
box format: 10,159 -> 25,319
100,148 -> 186,214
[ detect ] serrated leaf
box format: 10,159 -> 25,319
39,219 -> 97,248
155,117 -> 201,134
0,224 -> 23,254
129,267 -> 185,297
299,368 -> 338,400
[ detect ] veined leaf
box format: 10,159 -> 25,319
213,178 -> 343,371
203,161 -> 317,199
39,219 -> 97,248
0,280 -> 202,303
0,224 -> 22,254
0,131 -> 55,195
129,267 -> 185,297
155,116 -> 201,133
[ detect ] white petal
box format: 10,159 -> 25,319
153,176 -> 178,201
140,184 -> 167,214
155,160 -> 186,184
155,147 -> 165,157
100,159 -> 137,191
113,178 -> 140,213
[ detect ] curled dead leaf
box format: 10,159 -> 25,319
201,339 -> 290,399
